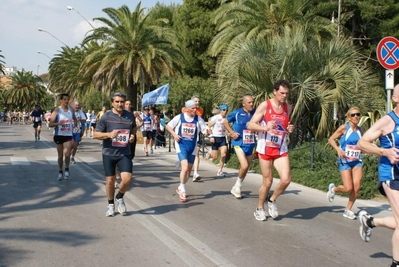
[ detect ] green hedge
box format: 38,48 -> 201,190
221,140 -> 381,200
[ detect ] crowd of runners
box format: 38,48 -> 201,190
7,79 -> 399,267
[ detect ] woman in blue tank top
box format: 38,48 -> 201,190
327,107 -> 363,220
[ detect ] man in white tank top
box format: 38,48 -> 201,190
49,93 -> 78,181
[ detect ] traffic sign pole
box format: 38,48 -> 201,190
386,70 -> 394,112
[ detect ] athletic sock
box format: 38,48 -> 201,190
116,192 -> 124,199
108,199 -> 115,205
235,178 -> 243,187
178,184 -> 186,192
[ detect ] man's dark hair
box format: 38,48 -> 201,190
273,80 -> 290,91
59,93 -> 69,100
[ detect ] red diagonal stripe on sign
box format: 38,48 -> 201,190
382,42 -> 399,62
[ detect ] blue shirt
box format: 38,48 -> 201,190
379,111 -> 399,182
226,108 -> 256,147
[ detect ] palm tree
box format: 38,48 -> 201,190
4,70 -> 46,108
214,26 -> 380,144
0,50 -> 5,75
210,0 -> 334,57
82,3 -> 184,110
48,46 -> 94,99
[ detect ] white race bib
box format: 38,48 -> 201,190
243,130 -> 255,144
181,123 -> 195,139
345,145 -> 361,161
265,130 -> 284,148
112,129 -> 130,147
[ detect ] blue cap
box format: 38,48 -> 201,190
219,104 -> 228,110
185,100 -> 197,108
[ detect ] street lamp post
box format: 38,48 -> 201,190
67,6 -> 95,29
38,28 -> 68,47
37,51 -> 51,60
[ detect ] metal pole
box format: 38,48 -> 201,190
337,0 -> 342,38
310,138 -> 315,170
36,65 -> 40,105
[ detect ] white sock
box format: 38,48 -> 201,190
235,178 -> 243,187
178,184 -> 186,192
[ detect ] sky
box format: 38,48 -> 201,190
0,0 -> 183,75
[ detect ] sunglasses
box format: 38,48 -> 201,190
221,109 -> 227,111
350,113 -> 361,117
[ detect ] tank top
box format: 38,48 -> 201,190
142,114 -> 152,131
338,123 -> 362,163
379,111 -> 399,182
54,106 -> 73,136
177,114 -> 199,153
256,99 -> 289,156
210,114 -> 226,137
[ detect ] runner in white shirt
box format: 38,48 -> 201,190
71,100 -> 87,164
208,104 -> 229,177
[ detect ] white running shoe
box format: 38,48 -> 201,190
176,188 -> 187,202
268,201 -> 279,219
216,170 -> 225,177
64,169 -> 70,180
254,208 -> 267,221
175,161 -> 181,169
106,204 -> 115,217
116,198 -> 127,215
193,173 -> 201,182
358,210 -> 372,242
327,183 -> 335,202
71,157 -> 75,164
343,210 -> 357,220
230,185 -> 242,198
57,171 -> 63,181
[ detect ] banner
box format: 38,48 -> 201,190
142,83 -> 169,106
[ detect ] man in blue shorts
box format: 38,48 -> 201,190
223,95 -> 256,199
357,84 -> 399,267
94,92 -> 136,217
166,99 -> 208,202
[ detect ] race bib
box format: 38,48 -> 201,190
345,145 -> 361,161
243,130 -> 255,144
181,123 -> 195,139
265,130 -> 284,148
60,120 -> 71,131
112,129 -> 130,147
34,117 -> 40,122
143,122 -> 152,131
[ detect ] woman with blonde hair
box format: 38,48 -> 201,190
327,106 -> 363,219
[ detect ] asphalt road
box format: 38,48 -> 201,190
0,123 -> 394,267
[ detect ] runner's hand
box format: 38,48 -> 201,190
129,134 -> 135,143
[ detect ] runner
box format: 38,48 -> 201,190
49,93 -> 78,181
89,110 -> 97,137
207,104 -> 229,177
85,109 -> 91,136
30,104 -> 44,142
327,107 -> 363,220
149,108 -> 159,154
166,99 -> 208,202
94,92 -> 136,217
357,84 -> 399,267
223,95 -> 256,199
248,80 -> 294,221
71,100 -> 87,164
45,110 -> 52,129
141,106 -> 153,156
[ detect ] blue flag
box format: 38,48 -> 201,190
142,83 -> 169,106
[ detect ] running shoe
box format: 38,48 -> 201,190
175,161 -> 181,169
71,157 -> 75,164
268,201 -> 279,219
358,210 -> 372,242
57,171 -> 63,181
176,188 -> 187,202
254,208 -> 267,221
64,168 -> 70,180
193,173 -> 201,182
343,210 -> 357,220
106,204 -> 115,217
216,170 -> 225,177
116,198 -> 127,215
327,183 -> 335,202
230,185 -> 242,198
150,149 -> 153,154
